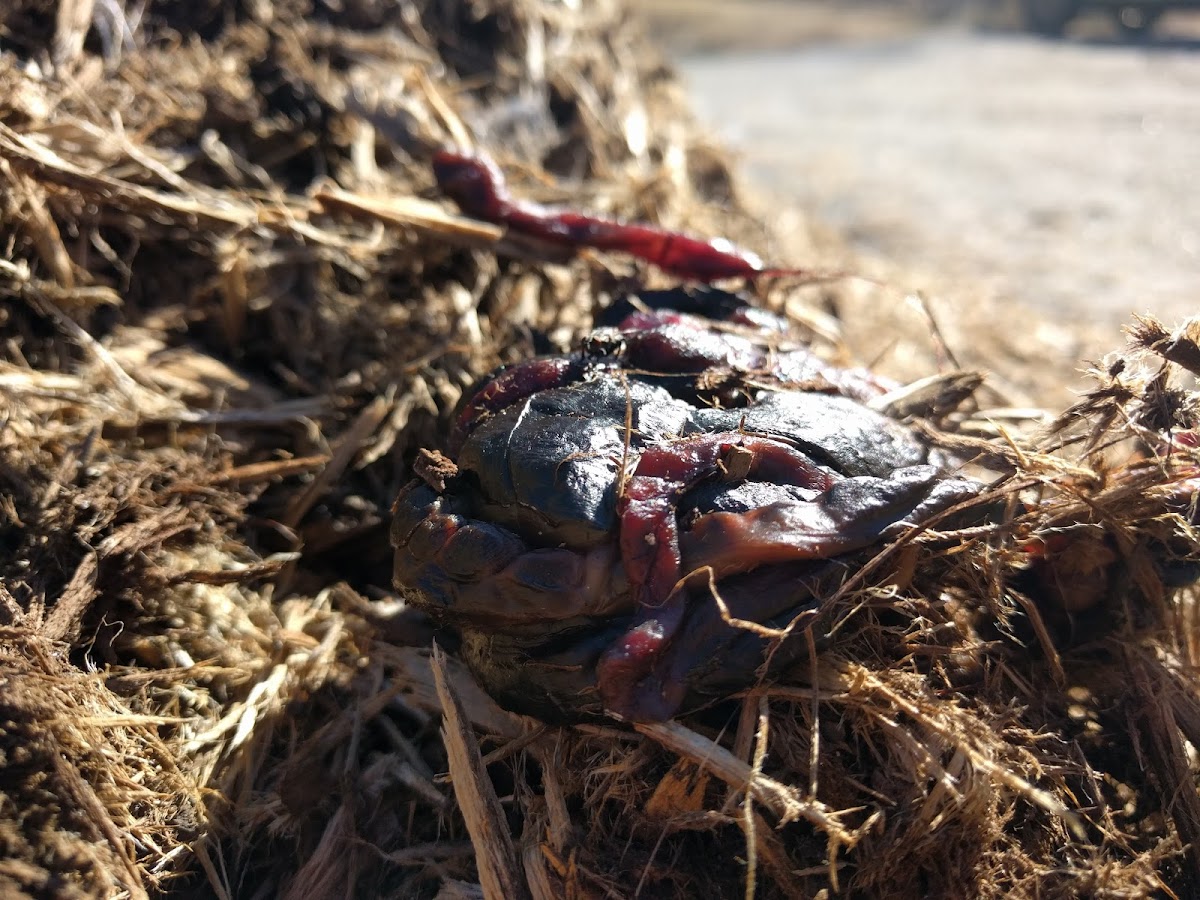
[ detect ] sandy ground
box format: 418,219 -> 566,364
642,0 -> 936,52
650,3 -> 1200,338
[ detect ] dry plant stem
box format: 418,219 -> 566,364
432,644 -> 528,900
530,740 -> 572,854
0,122 -> 259,228
281,802 -> 358,900
282,393 -> 391,529
314,185 -> 503,245
722,695 -> 760,812
204,455 -> 332,486
741,696 -> 770,900
2,163 -> 76,288
193,840 -> 232,900
370,645 -> 524,740
522,839 -> 561,900
49,740 -> 149,900
634,720 -> 854,843
40,549 -> 97,642
0,128 -> 522,263
25,293 -> 144,404
1128,649 -> 1200,874
478,725 -> 547,768
806,627 -> 821,800
842,664 -> 1087,840
161,551 -> 302,587
53,0 -> 96,69
1011,589 -> 1067,686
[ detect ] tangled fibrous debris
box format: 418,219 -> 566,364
1,2 -> 1199,898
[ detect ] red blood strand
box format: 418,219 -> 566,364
432,149 -> 815,283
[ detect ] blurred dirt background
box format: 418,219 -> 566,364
647,0 -> 1200,350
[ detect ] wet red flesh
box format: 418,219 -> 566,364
597,434 -> 835,718
432,149 -> 819,282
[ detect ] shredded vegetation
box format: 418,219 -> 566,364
1,2 -> 1199,898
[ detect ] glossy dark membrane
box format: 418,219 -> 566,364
392,297 -> 982,722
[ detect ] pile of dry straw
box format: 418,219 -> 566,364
2,1 -> 1200,897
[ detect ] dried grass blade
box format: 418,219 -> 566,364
635,720 -> 853,843
282,394 -> 391,529
1129,649 -> 1200,872
432,644 -> 528,900
41,550 -> 97,642
315,185 -> 503,243
0,122 -> 259,229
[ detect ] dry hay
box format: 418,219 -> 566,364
1,2 -> 1199,898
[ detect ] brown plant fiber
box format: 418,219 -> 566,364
2,2 -> 1199,898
